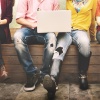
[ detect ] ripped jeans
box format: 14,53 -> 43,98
53,30 -> 90,60
51,30 -> 91,76
13,28 -> 56,75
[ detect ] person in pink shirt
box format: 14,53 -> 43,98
13,0 -> 59,94
96,0 -> 100,43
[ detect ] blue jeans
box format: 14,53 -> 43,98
0,43 -> 4,66
0,26 -> 7,67
53,30 -> 90,61
96,31 -> 100,43
14,28 -> 56,75
51,30 -> 91,76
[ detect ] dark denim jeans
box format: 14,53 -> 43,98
96,31 -> 100,43
14,28 -> 56,75
0,43 -> 4,67
0,26 -> 7,67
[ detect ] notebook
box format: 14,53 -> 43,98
37,10 -> 71,33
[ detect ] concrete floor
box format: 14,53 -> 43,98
0,83 -> 100,100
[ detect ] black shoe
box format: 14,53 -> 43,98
38,75 -> 44,86
38,71 -> 46,86
79,74 -> 89,90
43,75 -> 57,99
24,70 -> 40,92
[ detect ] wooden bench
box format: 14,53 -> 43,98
1,42 -> 100,83
0,28 -> 100,83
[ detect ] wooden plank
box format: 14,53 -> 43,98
2,55 -> 100,65
1,44 -> 44,56
59,73 -> 100,84
61,65 -> 100,74
1,42 -> 100,56
4,65 -> 100,74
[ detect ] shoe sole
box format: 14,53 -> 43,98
23,79 -> 38,92
23,85 -> 35,92
43,75 -> 55,91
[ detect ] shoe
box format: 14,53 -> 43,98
38,75 -> 44,86
79,74 -> 89,90
43,75 -> 57,99
0,66 -> 10,82
37,71 -> 46,86
24,70 -> 40,92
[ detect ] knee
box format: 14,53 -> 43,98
96,31 -> 100,43
46,33 -> 57,52
79,40 -> 90,57
13,31 -> 24,45
52,46 -> 66,61
46,33 -> 56,46
80,37 -> 90,48
47,33 -> 56,41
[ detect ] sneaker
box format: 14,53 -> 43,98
43,75 -> 57,99
37,71 -> 45,86
38,75 -> 44,86
24,70 -> 40,92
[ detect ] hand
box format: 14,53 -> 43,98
90,35 -> 96,42
31,22 -> 37,29
0,20 -> 2,25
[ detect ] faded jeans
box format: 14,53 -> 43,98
53,30 -> 90,61
13,28 -> 56,75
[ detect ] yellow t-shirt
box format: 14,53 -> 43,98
66,0 -> 97,37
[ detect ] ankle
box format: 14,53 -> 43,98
79,74 -> 87,79
79,74 -> 89,90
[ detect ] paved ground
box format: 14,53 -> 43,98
0,83 -> 100,100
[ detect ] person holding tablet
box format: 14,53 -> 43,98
14,0 -> 59,92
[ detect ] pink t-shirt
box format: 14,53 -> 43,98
16,0 -> 59,28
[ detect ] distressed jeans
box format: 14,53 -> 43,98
14,28 -> 56,75
53,30 -> 90,60
51,30 -> 91,76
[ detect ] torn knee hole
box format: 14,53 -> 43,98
56,47 -> 63,55
50,43 -> 53,47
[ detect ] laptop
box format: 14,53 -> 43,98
37,10 -> 71,33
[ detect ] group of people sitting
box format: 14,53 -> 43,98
0,0 -> 100,99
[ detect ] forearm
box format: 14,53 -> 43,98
0,19 -> 7,25
16,18 -> 37,29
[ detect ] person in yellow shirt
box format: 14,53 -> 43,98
43,0 -> 97,99
96,0 -> 100,43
